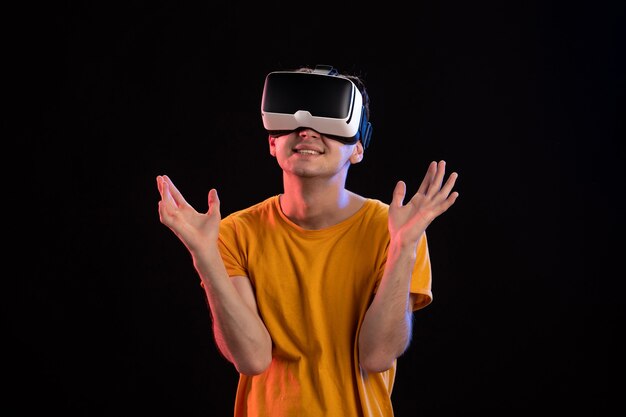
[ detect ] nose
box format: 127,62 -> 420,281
297,128 -> 321,139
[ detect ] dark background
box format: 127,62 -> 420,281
10,1 -> 624,416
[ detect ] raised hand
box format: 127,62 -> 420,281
156,175 -> 221,254
388,161 -> 459,247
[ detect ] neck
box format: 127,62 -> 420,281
279,175 -> 364,230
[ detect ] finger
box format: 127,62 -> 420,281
417,161 -> 437,195
161,175 -> 190,208
391,181 -> 407,208
207,188 -> 221,217
440,171 -> 459,198
157,181 -> 176,224
160,180 -> 178,209
439,191 -> 460,213
427,160 -> 447,197
156,175 -> 164,195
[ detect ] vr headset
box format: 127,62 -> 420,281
261,65 -> 373,149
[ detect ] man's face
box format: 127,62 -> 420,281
268,128 -> 363,179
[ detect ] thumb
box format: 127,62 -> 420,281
207,188 -> 221,217
391,181 -> 406,208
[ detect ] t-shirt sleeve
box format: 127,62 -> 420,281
217,216 -> 248,278
410,232 -> 433,311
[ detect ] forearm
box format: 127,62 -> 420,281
193,246 -> 272,375
358,238 -> 418,373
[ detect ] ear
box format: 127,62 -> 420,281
350,141 -> 364,164
268,135 -> 276,157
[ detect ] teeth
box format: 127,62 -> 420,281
297,150 -> 320,155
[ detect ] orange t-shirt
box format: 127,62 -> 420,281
218,196 -> 432,417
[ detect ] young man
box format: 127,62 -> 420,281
156,65 -> 459,416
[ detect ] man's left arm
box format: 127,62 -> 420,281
358,160 -> 458,373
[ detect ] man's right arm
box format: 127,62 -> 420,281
156,175 -> 272,375
194,247 -> 272,376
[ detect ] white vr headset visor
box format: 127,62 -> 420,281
261,69 -> 372,148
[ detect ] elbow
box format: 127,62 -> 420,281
234,353 -> 272,376
359,333 -> 409,374
236,363 -> 269,376
359,351 -> 398,374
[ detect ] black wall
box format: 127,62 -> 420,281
11,1 -> 624,415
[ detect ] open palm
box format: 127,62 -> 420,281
156,175 -> 221,254
388,160 -> 459,246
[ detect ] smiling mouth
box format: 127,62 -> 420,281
294,149 -> 322,155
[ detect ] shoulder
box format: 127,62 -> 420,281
223,196 -> 278,221
362,198 -> 390,219
220,196 -> 280,232
348,198 -> 389,235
